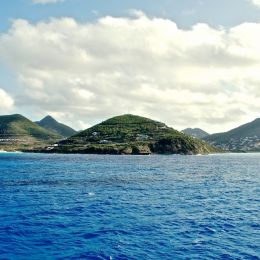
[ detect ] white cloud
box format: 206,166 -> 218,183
249,0 -> 260,7
0,13 -> 259,132
0,88 -> 14,110
32,0 -> 64,4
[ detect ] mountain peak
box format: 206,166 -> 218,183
40,115 -> 57,124
102,114 -> 165,126
182,128 -> 209,139
9,114 -> 26,120
36,115 -> 77,138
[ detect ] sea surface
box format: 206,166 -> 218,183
0,153 -> 259,260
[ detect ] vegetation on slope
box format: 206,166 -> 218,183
36,115 -> 77,138
182,128 -> 209,139
43,114 -> 219,155
204,118 -> 260,144
0,114 -> 62,151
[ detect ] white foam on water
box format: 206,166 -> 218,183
0,150 -> 23,154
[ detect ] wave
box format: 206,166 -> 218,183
0,150 -> 23,154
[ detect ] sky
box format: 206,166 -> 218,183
0,0 -> 260,133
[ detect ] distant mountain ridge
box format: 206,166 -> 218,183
0,114 -> 61,151
204,118 -> 260,152
182,128 -> 209,139
36,114 -> 219,155
36,115 -> 77,138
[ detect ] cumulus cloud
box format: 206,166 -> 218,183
32,0 -> 64,4
0,88 -> 14,111
0,13 -> 259,132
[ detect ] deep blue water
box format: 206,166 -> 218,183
0,153 -> 259,260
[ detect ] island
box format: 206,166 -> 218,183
33,114 -> 219,155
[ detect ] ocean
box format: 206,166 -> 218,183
0,153 -> 259,259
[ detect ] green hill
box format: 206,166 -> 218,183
182,128 -> 209,139
204,118 -> 260,151
36,115 -> 77,138
0,114 -> 62,151
38,114 -> 219,155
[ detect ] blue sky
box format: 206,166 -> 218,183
0,0 -> 260,132
0,0 -> 260,32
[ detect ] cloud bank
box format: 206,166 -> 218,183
0,13 -> 259,132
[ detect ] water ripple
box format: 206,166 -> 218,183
0,153 -> 259,259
